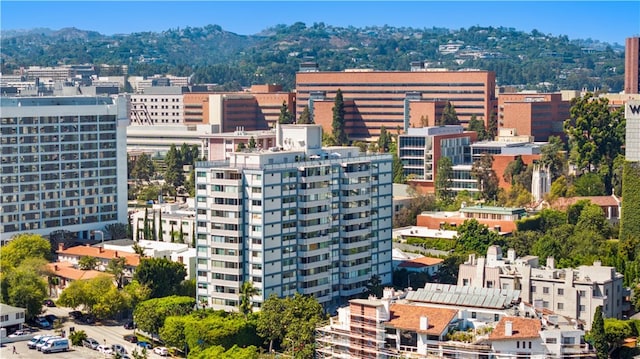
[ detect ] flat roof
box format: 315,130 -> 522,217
406,283 -> 520,309
461,205 -> 526,215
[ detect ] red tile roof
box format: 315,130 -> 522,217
489,317 -> 541,341
58,245 -> 140,266
398,257 -> 444,268
553,196 -> 620,210
47,262 -> 112,281
387,304 -> 457,336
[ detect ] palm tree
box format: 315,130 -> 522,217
239,281 -> 260,317
106,257 -> 127,289
132,242 -> 146,257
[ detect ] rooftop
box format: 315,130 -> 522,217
387,304 -> 457,336
58,244 -> 140,266
47,261 -> 113,281
398,256 -> 445,269
488,316 -> 541,341
406,283 -> 520,309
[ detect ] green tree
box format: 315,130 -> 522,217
621,161 -> 640,241
57,275 -> 122,317
281,293 -> 324,359
164,144 -> 185,188
486,111 -> 498,140
257,294 -> 286,353
540,136 -> 566,180
104,223 -> 128,240
363,274 -> 383,298
503,156 -> 525,185
143,207 -> 150,240
438,101 -> 459,126
278,101 -> 293,124
106,256 -> 127,289
506,230 -> 538,257
547,175 -> 569,203
564,93 -> 625,193
236,142 -> 246,151
248,136 -> 256,149
591,305 -> 609,359
134,296 -> 195,336
69,329 -> 87,346
151,210 -> 157,241
238,281 -> 260,317
2,260 -> 48,320
297,105 -> 313,124
78,256 -> 99,270
0,233 -> 51,269
467,114 -> 487,140
392,153 -> 405,184
393,189 -> 436,227
134,257 -> 187,298
573,173 -> 606,196
157,210 -> 163,242
331,89 -> 348,145
454,219 -> 504,255
575,203 -> 611,238
159,315 -> 188,351
377,126 -> 392,152
435,156 -> 454,203
122,280 -> 151,309
131,153 -> 155,182
471,153 -> 499,202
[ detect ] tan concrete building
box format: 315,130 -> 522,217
457,246 -> 628,330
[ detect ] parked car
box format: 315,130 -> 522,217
35,316 -> 52,329
137,341 -> 153,349
80,313 -> 95,324
27,335 -> 48,349
8,330 -> 29,337
83,337 -> 100,350
41,338 -> 69,353
123,334 -> 138,343
124,321 -> 137,329
37,336 -> 61,351
44,314 -> 58,324
112,344 -> 127,355
153,346 -> 169,356
68,310 -> 82,319
43,299 -> 56,307
96,344 -> 113,355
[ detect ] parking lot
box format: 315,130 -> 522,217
1,305 -> 159,358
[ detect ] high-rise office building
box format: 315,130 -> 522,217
295,69 -> 496,141
195,125 -> 393,313
1,96 -> 129,242
625,37 -> 640,94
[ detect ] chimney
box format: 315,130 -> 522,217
54,264 -> 59,271
505,321 -> 513,336
547,257 -> 555,269
419,316 -> 429,331
99,247 -> 104,253
58,243 -> 65,252
115,251 -> 118,258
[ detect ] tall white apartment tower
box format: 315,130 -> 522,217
1,96 -> 129,242
195,125 -> 393,313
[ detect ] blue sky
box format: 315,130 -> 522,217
2,1 -> 639,45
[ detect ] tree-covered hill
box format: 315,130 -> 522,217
0,23 -> 625,92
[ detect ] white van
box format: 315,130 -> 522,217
37,336 -> 61,351
27,334 -> 46,349
42,338 -> 69,354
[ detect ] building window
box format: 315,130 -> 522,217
562,337 -> 575,345
486,280 -> 493,288
579,305 -> 585,312
463,279 -> 469,286
546,338 -> 557,344
543,287 -> 549,294
579,290 -> 586,297
557,303 -> 564,310
531,286 -> 536,293
557,288 -> 564,295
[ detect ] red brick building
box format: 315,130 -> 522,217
625,37 -> 640,94
296,70 -> 497,141
498,93 -> 570,141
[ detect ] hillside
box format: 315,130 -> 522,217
0,23 -> 625,92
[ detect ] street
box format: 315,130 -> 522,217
1,305 -> 158,359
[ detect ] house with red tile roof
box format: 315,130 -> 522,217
315,285 -> 591,358
396,256 -> 444,277
56,243 -> 140,279
46,262 -> 112,297
552,195 -> 621,223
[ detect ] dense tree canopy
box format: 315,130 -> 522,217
0,233 -> 51,269
134,257 -> 188,298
